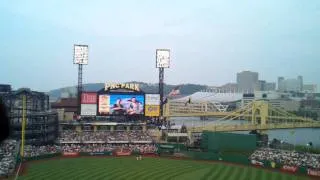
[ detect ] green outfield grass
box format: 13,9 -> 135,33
18,157 -> 309,180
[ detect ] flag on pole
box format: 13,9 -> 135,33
168,86 -> 181,97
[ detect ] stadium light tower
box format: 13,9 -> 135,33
73,44 -> 89,117
156,49 -> 171,117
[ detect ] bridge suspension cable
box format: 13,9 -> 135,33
166,100 -> 320,132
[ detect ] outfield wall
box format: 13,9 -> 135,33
201,132 -> 257,152
160,149 -> 320,178
17,150 -> 320,178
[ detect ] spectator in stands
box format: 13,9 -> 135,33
59,131 -> 153,143
25,130 -> 157,157
0,139 -> 18,177
250,148 -> 320,170
24,145 -> 60,157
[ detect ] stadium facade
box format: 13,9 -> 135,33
0,84 -> 59,145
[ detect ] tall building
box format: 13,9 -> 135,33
0,85 -> 59,145
303,84 -> 317,93
257,80 -> 266,91
241,91 -> 300,111
277,76 -> 303,92
278,77 -> 285,91
237,71 -> 259,93
265,82 -> 276,91
298,76 -> 303,91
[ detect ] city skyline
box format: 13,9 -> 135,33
1,0 -> 320,92
6,71 -> 318,93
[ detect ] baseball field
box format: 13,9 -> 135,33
17,157 -> 308,180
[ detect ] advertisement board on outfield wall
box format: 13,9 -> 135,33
281,165 -> 298,173
114,151 -> 132,156
63,152 -> 79,156
81,104 -> 97,116
308,169 -> 320,177
145,105 -> 160,117
251,160 -> 264,167
145,94 -> 160,105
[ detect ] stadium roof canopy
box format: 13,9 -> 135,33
173,92 -> 243,103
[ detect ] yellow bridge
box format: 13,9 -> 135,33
163,100 -> 320,132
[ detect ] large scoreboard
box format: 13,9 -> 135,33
98,93 -> 145,116
81,83 -> 160,118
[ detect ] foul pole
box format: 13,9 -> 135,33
20,95 -> 26,158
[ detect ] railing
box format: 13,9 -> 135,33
188,122 -> 320,132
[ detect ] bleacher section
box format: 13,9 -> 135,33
0,139 -> 20,177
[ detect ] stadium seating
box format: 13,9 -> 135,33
0,139 -> 19,177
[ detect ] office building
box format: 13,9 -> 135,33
237,71 -> 259,93
268,99 -> 300,112
256,81 -> 276,91
278,76 -> 303,92
298,76 -> 303,91
278,77 -> 285,91
257,80 -> 266,91
303,84 -> 317,93
265,82 -> 276,91
241,91 -> 300,112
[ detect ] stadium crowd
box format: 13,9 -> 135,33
59,131 -> 81,141
21,131 -> 157,158
23,143 -> 157,156
61,144 -> 157,153
24,145 -> 60,157
59,131 -> 153,142
250,148 -> 320,170
0,139 -> 19,177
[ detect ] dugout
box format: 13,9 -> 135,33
200,131 -> 257,152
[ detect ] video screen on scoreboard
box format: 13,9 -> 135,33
98,94 -> 144,116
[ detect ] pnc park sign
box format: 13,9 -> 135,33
105,83 -> 140,91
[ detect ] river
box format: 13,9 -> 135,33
170,117 -> 320,148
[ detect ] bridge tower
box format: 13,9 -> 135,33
251,101 -> 269,125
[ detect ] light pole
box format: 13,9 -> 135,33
73,44 -> 89,117
156,49 -> 171,118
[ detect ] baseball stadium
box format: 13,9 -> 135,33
0,83 -> 320,180
3,0 -> 320,179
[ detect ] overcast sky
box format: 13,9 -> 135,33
1,0 -> 320,92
